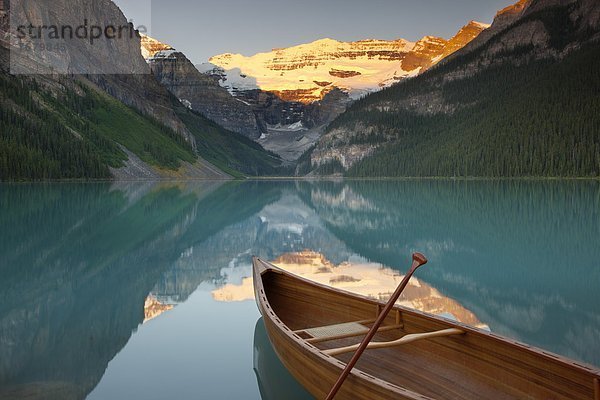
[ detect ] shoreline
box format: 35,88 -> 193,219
1,176 -> 600,184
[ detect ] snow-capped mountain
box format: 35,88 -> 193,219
140,34 -> 174,60
141,36 -> 348,148
138,21 -> 488,162
207,21 -> 489,103
139,35 -> 354,159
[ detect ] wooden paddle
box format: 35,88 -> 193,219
325,252 -> 428,400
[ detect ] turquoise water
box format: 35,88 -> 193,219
0,180 -> 598,399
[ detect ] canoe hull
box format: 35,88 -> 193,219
254,265 -> 420,400
253,257 -> 600,400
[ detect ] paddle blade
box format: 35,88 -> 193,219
413,252 -> 428,267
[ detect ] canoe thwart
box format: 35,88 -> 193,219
293,319 -> 403,344
324,327 -> 465,356
293,318 -> 376,335
307,324 -> 403,344
304,322 -> 369,339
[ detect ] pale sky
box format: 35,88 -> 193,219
114,0 -> 516,64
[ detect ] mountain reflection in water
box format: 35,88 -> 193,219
0,179 -> 598,400
213,250 -> 488,329
143,294 -> 174,323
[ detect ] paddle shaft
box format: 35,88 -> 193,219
325,253 -> 428,400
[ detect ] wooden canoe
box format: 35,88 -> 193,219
252,257 -> 600,400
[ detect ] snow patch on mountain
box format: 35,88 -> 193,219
150,49 -> 177,60
470,21 -> 492,30
196,63 -> 259,94
269,121 -> 305,132
179,98 -> 192,109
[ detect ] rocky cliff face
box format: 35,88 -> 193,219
240,87 -> 353,162
8,0 -> 147,75
2,0 -> 196,147
147,48 -> 263,139
208,21 -> 488,104
0,0 -> 7,41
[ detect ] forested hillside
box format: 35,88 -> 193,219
309,0 -> 600,178
0,68 -> 282,180
343,45 -> 600,177
176,107 -> 283,177
1,74 -> 121,180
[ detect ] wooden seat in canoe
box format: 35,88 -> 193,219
294,318 -> 405,343
294,318 -> 464,354
301,321 -> 370,338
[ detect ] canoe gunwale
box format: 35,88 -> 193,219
252,257 -> 600,399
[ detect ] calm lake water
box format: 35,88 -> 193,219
0,180 -> 599,399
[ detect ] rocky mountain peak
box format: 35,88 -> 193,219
467,21 -> 492,30
443,0 -> 599,71
208,24 -> 486,104
491,0 -> 532,31
309,37 -> 341,47
140,34 -> 174,60
442,20 -> 491,58
497,0 -> 532,18
141,35 -> 263,139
